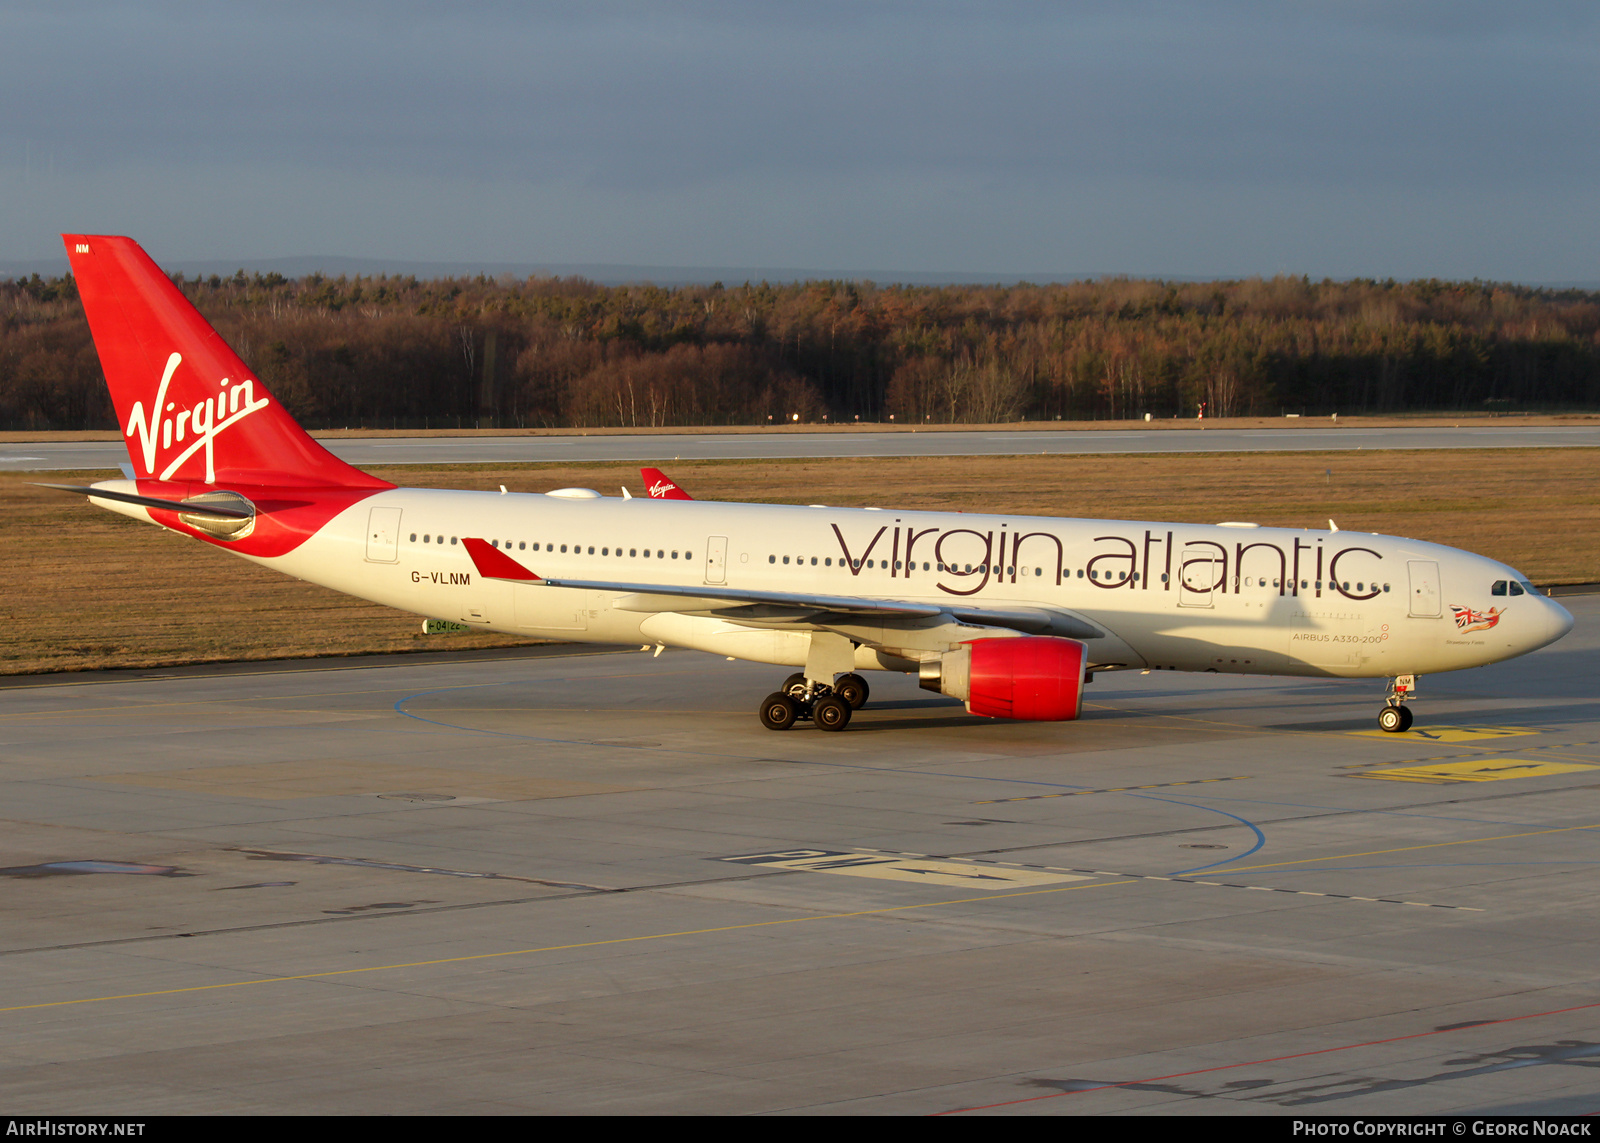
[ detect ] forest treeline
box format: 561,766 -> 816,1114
4,269 -> 1599,430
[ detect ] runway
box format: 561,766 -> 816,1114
2,598 -> 1597,1114
4,424 -> 1599,471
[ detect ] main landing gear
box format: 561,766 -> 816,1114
1378,674 -> 1417,733
760,672 -> 871,731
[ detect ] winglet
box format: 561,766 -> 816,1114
460,537 -> 540,581
641,467 -> 692,499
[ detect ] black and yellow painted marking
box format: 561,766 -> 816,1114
1360,759 -> 1596,784
1348,725 -> 1539,744
731,847 -> 1483,912
976,775 -> 1248,805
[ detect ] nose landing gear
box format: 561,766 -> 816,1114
1378,674 -> 1417,732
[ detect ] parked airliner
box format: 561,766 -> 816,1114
48,235 -> 1573,732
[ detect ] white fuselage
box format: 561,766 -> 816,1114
95,484 -> 1572,681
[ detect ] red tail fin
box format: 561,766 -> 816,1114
63,235 -> 388,490
641,467 -> 692,499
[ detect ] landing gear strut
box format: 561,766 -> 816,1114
761,672 -> 865,731
1378,674 -> 1416,733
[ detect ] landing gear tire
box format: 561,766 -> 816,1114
1378,704 -> 1413,733
782,672 -> 808,699
760,692 -> 799,730
813,695 -> 852,731
834,673 -> 870,709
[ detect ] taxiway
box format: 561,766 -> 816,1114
1,599 -> 1597,1114
4,424 -> 1599,471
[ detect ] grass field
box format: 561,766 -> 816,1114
3,448 -> 1595,675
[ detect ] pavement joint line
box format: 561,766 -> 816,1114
0,671 -> 680,720
937,993 -> 1600,1114
0,879 -> 1139,1015
862,848 -> 1482,911
1214,821 -> 1600,873
977,775 -> 1249,803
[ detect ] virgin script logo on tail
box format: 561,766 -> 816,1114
125,352 -> 271,483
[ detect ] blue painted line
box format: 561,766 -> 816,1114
1133,795 -> 1268,874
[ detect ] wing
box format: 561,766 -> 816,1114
459,538 -> 1103,639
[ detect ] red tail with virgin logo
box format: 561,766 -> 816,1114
64,235 -> 389,491
641,467 -> 692,499
64,235 -> 392,558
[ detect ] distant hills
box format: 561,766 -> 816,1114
7,253 -> 1592,290
0,255 -> 1126,288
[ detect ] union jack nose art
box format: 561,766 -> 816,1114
1450,604 -> 1503,633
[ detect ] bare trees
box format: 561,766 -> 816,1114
3,270 -> 1599,429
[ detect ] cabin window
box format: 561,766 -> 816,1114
409,533 -> 417,542
450,537 -> 457,545
560,544 -> 567,553
783,556 -> 790,564
769,555 -> 775,564
422,535 -> 430,544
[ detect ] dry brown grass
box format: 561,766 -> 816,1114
3,447 -> 1595,675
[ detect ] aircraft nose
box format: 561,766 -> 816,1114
1546,595 -> 1575,644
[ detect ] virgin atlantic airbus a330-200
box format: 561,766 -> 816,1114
45,236 -> 1573,732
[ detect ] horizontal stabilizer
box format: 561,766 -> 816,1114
33,482 -> 254,519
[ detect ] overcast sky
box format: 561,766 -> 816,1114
2,1 -> 1596,281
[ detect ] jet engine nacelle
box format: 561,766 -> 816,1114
919,636 -> 1088,721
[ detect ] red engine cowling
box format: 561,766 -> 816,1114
919,636 -> 1087,721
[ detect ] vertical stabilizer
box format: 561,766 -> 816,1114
62,235 -> 389,490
